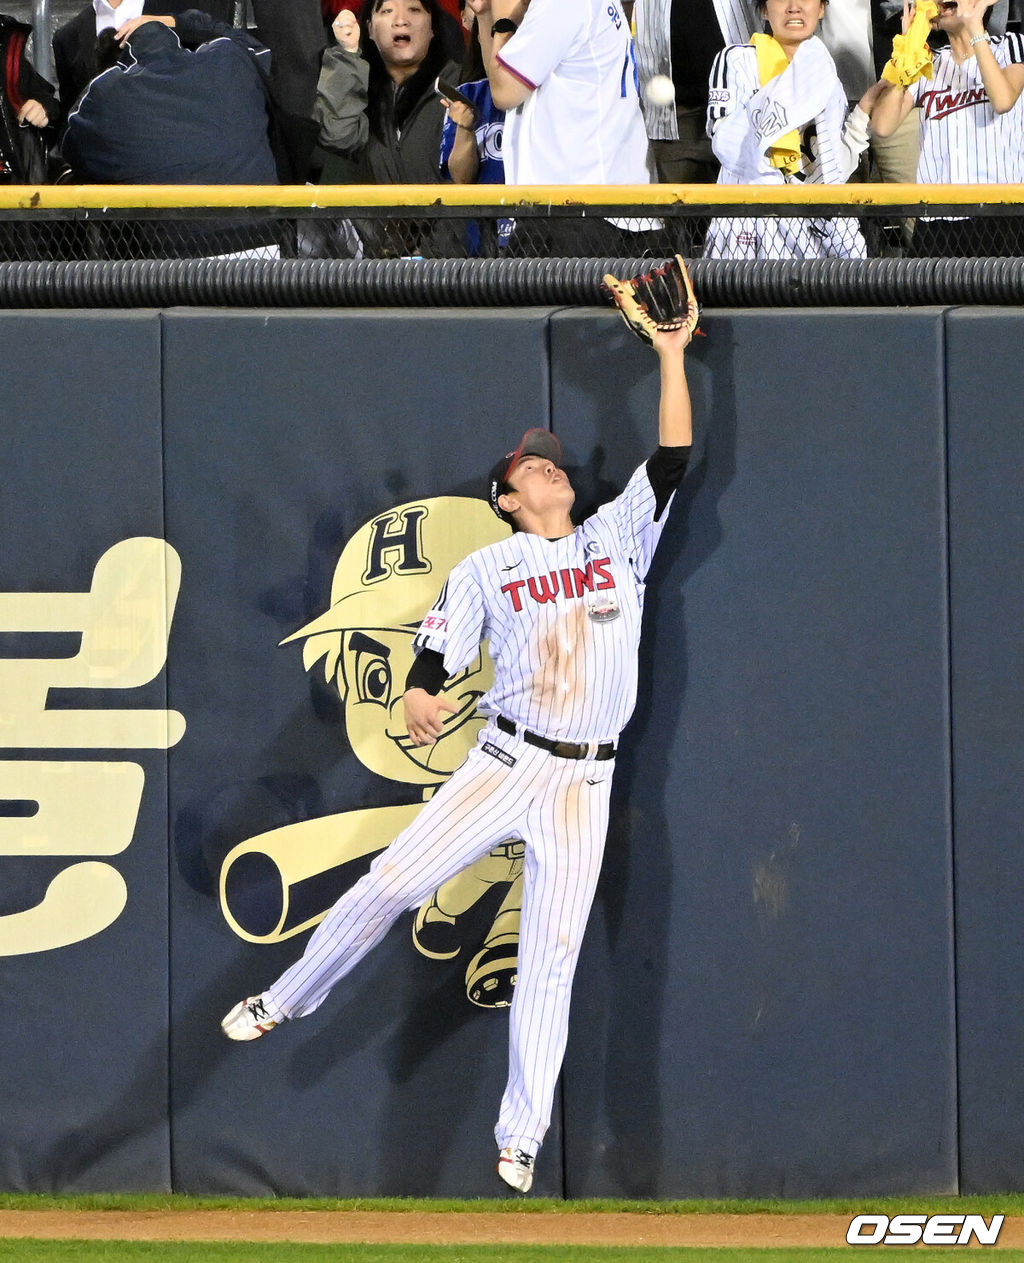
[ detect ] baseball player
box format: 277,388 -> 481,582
869,0 -> 1024,255
222,263 -> 698,1194
704,0 -> 869,260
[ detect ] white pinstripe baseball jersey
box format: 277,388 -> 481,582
414,461 -> 670,745
705,38 -> 866,258
634,0 -> 757,138
258,455 -> 682,1164
911,36 -> 1024,183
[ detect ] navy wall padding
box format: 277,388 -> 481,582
554,310 -> 957,1197
945,309 -> 1024,1195
161,310 -> 561,1196
1,305 -> 1024,1197
0,313 -> 171,1191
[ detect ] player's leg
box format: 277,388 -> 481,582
494,756 -> 612,1186
222,743 -> 529,1036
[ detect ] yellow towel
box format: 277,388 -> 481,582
751,33 -> 802,175
882,0 -> 938,87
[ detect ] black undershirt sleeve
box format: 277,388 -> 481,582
647,445 -> 692,521
405,647 -> 449,695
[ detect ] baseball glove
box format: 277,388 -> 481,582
602,254 -> 700,347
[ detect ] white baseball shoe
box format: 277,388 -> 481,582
221,995 -> 280,1041
497,1146 -> 535,1193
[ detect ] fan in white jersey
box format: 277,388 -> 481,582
871,0 -> 1024,255
485,0 -> 662,251
704,0 -> 869,260
221,318 -> 696,1196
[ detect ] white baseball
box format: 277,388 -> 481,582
644,74 -> 675,107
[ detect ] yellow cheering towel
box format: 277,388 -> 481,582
882,0 -> 938,87
751,33 -> 802,175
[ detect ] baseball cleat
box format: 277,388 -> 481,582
497,1146 -> 535,1193
221,995 -> 280,1041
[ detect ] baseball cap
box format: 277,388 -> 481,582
487,428 -> 564,523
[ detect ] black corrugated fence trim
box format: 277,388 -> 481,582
1,256 -> 1024,307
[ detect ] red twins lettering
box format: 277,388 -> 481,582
919,86 -> 988,119
500,558 -> 615,612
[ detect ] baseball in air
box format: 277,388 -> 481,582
644,74 -> 675,107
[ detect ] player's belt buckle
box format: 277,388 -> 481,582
496,715 -> 615,761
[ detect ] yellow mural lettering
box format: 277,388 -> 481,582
0,862 -> 127,956
0,538 -> 184,955
0,537 -> 185,749
0,761 -> 144,856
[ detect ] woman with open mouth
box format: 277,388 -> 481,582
314,0 -> 463,254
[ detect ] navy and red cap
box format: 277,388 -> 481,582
488,428 -> 563,524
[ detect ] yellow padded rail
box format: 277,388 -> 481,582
0,183 -> 1023,210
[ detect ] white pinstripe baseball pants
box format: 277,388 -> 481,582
265,720 -> 613,1155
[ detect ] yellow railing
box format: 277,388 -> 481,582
0,183 -> 1023,210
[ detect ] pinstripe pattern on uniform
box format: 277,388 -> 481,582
267,722 -> 614,1155
255,455 -> 682,1166
911,35 -> 1024,183
495,732 -> 612,1150
705,39 -> 867,259
267,737 -> 527,1019
416,463 -> 669,744
634,0 -> 676,137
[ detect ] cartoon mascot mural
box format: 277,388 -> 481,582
219,497 -> 524,1007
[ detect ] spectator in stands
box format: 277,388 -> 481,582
323,0 -> 463,36
315,0 -> 459,183
0,13 -> 61,182
704,0 -> 869,259
52,0 -> 231,121
61,13 -> 278,184
485,0 -> 664,255
633,0 -> 757,183
438,0 -> 510,252
314,0 -> 460,255
486,0 -> 652,186
869,0 -> 1024,256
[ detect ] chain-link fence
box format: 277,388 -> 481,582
1,188 -> 1024,263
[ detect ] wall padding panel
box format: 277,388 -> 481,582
553,309 -> 957,1197
0,313 -> 171,1192
945,308 -> 1024,1194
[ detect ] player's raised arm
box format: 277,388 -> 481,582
603,254 -> 697,450
652,326 -> 692,450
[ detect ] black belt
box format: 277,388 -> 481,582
496,715 -> 615,761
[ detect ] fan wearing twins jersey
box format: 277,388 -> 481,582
221,320 -> 695,1196
870,0 -> 1024,254
704,0 -> 868,260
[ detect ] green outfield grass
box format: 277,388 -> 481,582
2,1247 -> 1024,1263
0,1194 -> 1022,1215
0,1195 -> 1018,1263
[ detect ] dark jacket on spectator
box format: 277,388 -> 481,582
0,15 -> 60,180
61,13 -> 279,183
52,0 -> 232,122
315,46 -> 458,183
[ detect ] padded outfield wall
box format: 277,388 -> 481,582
0,305 -> 1019,1197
